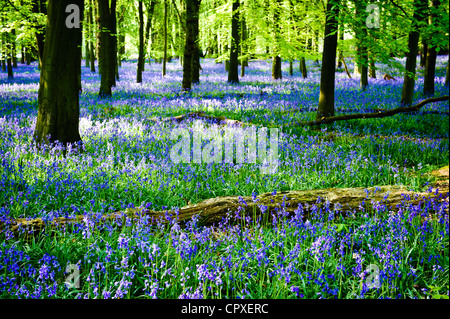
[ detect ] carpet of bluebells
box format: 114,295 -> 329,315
0,56 -> 448,299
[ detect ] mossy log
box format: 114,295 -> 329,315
2,184 -> 448,239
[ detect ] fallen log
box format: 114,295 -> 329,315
298,95 -> 449,127
1,184 -> 448,239
148,111 -> 245,127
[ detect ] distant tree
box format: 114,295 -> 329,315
192,0 -> 202,84
228,0 -> 240,83
137,0 -> 144,83
317,0 -> 339,120
34,0 -> 84,147
401,0 -> 427,106
97,0 -> 117,96
423,0 -> 441,96
272,0 -> 282,80
182,0 -> 195,91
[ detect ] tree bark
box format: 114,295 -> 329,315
445,57 -> 449,87
88,0 -> 96,72
144,1 -> 157,69
420,39 -> 427,68
162,0 -> 168,77
271,0 -> 282,80
369,54 -> 376,78
401,0 -> 427,106
317,0 -> 340,120
191,0 -> 201,84
97,0 -> 116,96
5,183 -> 448,237
423,0 -> 440,96
300,57 -> 307,78
31,0 -> 46,70
228,0 -> 240,83
137,0 -> 144,83
33,0 -> 84,147
305,95 -> 449,126
11,29 -> 17,68
182,0 -> 196,91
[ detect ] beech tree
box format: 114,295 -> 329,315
97,0 -> 117,97
400,0 -> 427,106
228,0 -> 240,83
317,0 -> 339,120
34,0 -> 84,146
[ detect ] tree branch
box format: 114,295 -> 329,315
298,95 -> 449,126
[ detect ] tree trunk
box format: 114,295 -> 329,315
89,0 -> 96,72
144,0 -> 156,70
420,39 -> 427,68
300,57 -> 307,78
423,0 -> 440,96
6,183 -> 448,237
317,0 -> 339,120
137,0 -> 144,83
228,0 -> 240,84
337,22 -> 344,68
84,11 -> 90,69
354,1 -> 368,90
240,16 -> 247,77
191,0 -> 201,84
445,57 -> 449,87
31,0 -> 46,70
401,0 -> 426,105
162,0 -> 168,77
97,0 -> 115,96
21,44 -> 25,64
182,0 -> 195,91
33,0 -> 84,147
271,0 -> 282,80
11,29 -> 17,68
369,55 -> 376,78
7,42 -> 13,78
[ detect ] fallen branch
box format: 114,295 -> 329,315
148,111 -> 245,126
2,184 -> 448,239
299,95 -> 449,127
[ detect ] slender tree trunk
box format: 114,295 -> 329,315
34,0 -> 84,147
7,43 -> 13,78
369,54 -> 376,78
11,29 -> 17,68
401,0 -> 426,105
300,57 -> 307,78
191,0 -> 201,84
31,0 -> 46,70
89,0 -> 96,72
162,0 -> 168,77
272,0 -> 282,80
445,57 -> 449,87
420,39 -> 427,68
423,0 -> 440,96
110,0 -> 117,85
337,22 -> 344,68
354,1 -> 367,90
137,0 -> 144,83
84,10 -> 90,69
228,0 -> 240,83
289,60 -> 293,76
97,0 -> 115,96
182,0 -> 195,91
240,16 -> 247,77
144,0 -> 156,69
21,44 -> 25,64
317,0 -> 340,120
